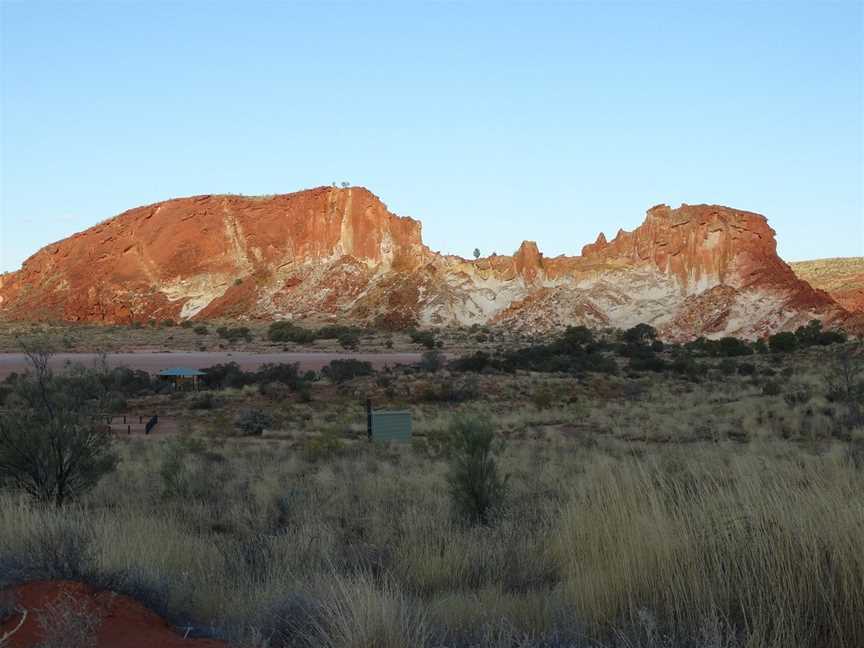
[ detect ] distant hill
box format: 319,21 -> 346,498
0,186 -> 855,340
790,257 -> 864,314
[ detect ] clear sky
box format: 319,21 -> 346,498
1,1 -> 862,273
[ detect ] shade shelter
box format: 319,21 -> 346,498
158,367 -> 206,391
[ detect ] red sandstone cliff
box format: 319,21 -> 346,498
0,187 -> 853,339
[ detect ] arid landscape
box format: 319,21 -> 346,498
2,2 -> 863,647
2,188 -> 862,342
1,313 -> 863,647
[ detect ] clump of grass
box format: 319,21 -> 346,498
447,415 -> 508,526
305,572 -> 433,648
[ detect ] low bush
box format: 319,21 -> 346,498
795,319 -> 846,347
322,359 -> 374,384
418,376 -> 480,403
762,380 -> 782,396
189,393 -> 222,410
338,331 -> 360,350
302,436 -> 345,462
447,415 -> 507,526
448,351 -> 490,373
409,329 -> 437,349
36,590 -> 104,648
500,328 -> 617,374
216,326 -> 252,343
418,350 -> 445,373
235,409 -> 274,436
201,363 -> 251,389
531,386 -> 555,410
769,331 -> 798,353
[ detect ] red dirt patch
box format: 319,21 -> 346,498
0,581 -> 227,648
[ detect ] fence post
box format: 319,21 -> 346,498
366,398 -> 373,441
127,425 -> 131,435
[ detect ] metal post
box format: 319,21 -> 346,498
366,398 -> 372,441
127,425 -> 131,435
123,415 -> 126,424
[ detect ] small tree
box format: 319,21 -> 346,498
409,329 -> 436,349
769,331 -> 798,353
322,359 -> 374,384
827,344 -> 863,428
0,342 -> 117,506
473,248 -> 481,260
338,331 -> 360,350
447,415 -> 507,526
624,323 -> 657,345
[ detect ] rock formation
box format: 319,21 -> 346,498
790,257 -> 864,314
0,186 -> 854,339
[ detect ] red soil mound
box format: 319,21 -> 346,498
0,581 -> 227,648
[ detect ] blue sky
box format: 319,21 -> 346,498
1,1 -> 862,272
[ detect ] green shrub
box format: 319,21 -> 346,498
409,329 -> 436,349
0,346 -> 118,506
268,321 -> 316,344
302,436 -> 344,462
718,358 -> 738,375
531,386 -> 555,410
795,319 -> 846,347
419,349 -> 445,372
623,323 -> 657,345
193,325 -> 209,335
235,409 -> 274,436
718,336 -> 754,357
762,380 -> 782,396
449,351 -> 490,373
769,331 -> 798,353
322,359 -> 373,384
737,362 -> 757,376
216,326 -> 252,343
256,363 -> 302,388
201,363 -> 251,389
446,415 -> 507,526
189,393 -> 222,410
419,375 -> 480,402
338,331 -> 360,350
501,329 -> 617,374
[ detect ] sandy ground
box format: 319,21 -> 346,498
0,351 -> 425,379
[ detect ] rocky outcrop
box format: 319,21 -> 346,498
790,258 -> 864,314
0,187 -> 853,339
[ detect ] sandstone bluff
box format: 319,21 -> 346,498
0,186 -> 857,340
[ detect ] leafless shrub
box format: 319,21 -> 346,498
35,591 -> 103,648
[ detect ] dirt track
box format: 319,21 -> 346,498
0,351 -> 424,379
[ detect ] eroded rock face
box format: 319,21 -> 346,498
0,188 -> 853,339
790,258 -> 864,314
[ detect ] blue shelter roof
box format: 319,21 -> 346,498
158,367 -> 206,377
